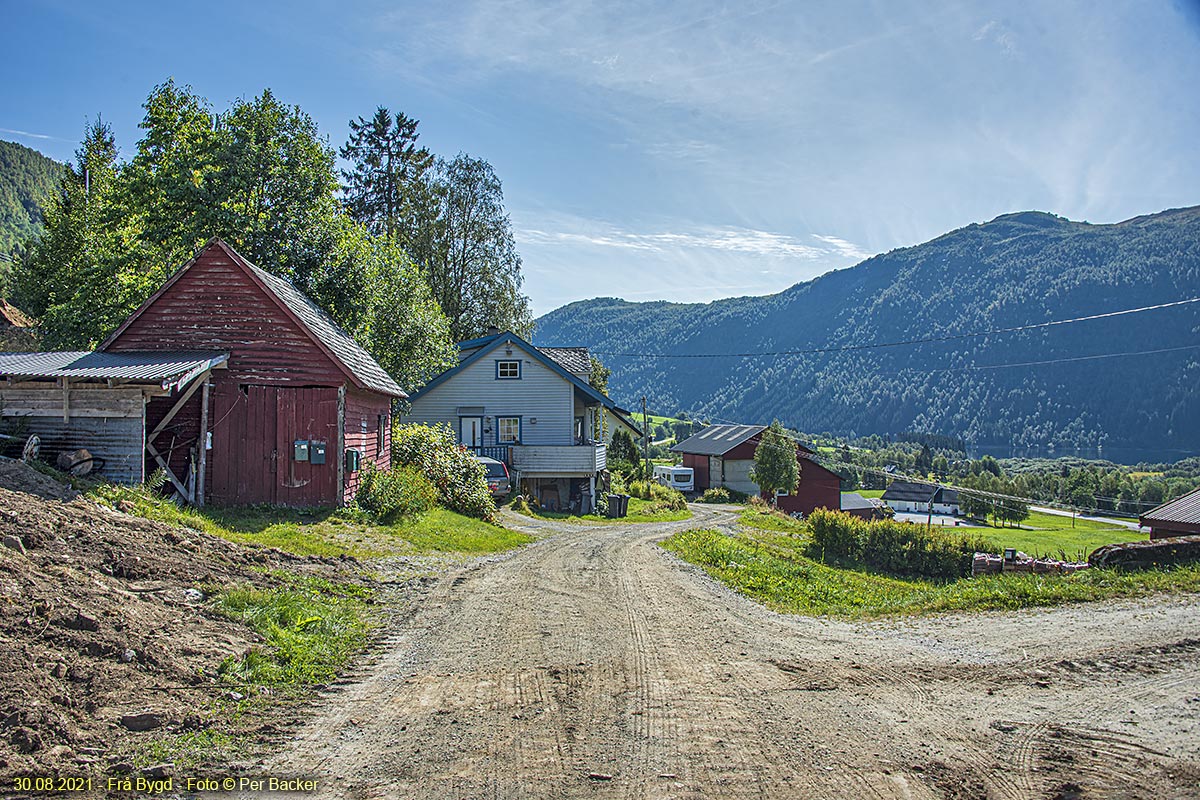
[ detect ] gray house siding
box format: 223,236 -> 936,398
405,340 -> 575,446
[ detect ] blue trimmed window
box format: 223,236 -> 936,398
496,359 -> 521,379
497,416 -> 521,443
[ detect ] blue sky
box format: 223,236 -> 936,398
3,0 -> 1199,315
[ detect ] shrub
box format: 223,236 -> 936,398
628,479 -> 687,510
392,423 -> 496,520
807,508 -> 996,579
698,486 -> 750,504
355,464 -> 437,522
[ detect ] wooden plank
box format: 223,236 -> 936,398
146,440 -> 190,502
336,385 -> 346,507
196,380 -> 209,507
147,370 -> 208,442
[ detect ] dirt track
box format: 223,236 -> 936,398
262,506 -> 1200,799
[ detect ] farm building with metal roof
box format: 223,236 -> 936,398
1140,487 -> 1200,539
1,239 -> 402,507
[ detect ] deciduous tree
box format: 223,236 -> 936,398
751,421 -> 799,502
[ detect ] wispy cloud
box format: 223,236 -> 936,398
0,127 -> 71,142
519,221 -> 871,262
520,220 -> 868,261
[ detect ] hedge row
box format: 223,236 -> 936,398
807,508 -> 996,579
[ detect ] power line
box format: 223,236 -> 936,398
592,296 -> 1200,359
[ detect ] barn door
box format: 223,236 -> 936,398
209,384 -> 340,506
210,385 -> 279,505
275,387 -> 339,506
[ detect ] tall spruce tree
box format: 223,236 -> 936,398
340,107 -> 433,247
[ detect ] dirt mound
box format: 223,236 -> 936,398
0,459 -> 354,778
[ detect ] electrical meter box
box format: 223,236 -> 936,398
344,448 -> 362,473
293,440 -> 310,462
310,441 -> 327,465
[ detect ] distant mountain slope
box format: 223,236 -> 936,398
535,207 -> 1200,461
0,140 -> 65,292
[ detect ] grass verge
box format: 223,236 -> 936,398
87,483 -> 530,558
660,527 -> 1200,619
213,575 -> 375,688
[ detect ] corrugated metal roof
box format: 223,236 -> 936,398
0,350 -> 228,389
671,424 -> 766,456
539,347 -> 591,376
840,492 -> 881,511
1142,486 -> 1200,526
246,263 -> 406,398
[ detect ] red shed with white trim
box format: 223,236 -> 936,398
100,238 -> 405,507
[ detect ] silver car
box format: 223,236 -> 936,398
474,456 -> 511,500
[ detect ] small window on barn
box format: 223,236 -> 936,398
496,360 -> 521,380
775,488 -> 789,497
377,414 -> 385,453
497,417 -> 521,443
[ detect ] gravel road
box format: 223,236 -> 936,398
261,505 -> 1200,799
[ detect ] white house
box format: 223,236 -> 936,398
880,480 -> 961,515
404,331 -> 641,513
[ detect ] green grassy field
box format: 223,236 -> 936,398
977,511 -> 1141,561
661,527 -> 1200,619
844,491 -> 1138,559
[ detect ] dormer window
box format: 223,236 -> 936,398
496,360 -> 521,379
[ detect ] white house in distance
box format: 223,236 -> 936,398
880,480 -> 961,515
403,330 -> 641,513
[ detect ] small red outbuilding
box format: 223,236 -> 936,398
671,423 -> 842,516
99,238 -> 405,507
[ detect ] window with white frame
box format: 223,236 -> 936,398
497,360 -> 521,379
497,417 -> 521,443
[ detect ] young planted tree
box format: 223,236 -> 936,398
340,107 -> 434,247
750,421 -> 799,503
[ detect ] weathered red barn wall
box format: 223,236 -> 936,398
682,452 -> 709,490
105,249 -> 346,386
144,392 -> 202,493
774,459 -> 842,516
106,248 -> 353,506
342,390 -> 392,503
1149,523 -> 1200,540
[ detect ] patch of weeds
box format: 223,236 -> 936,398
214,583 -> 375,688
134,729 -> 241,769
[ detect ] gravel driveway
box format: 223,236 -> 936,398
258,505 -> 1200,799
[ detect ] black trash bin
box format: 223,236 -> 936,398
618,493 -> 631,517
606,494 -> 622,518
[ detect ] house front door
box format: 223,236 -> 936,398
459,416 -> 482,449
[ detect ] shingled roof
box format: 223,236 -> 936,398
100,239 -> 405,398
539,346 -> 591,376
246,262 -> 404,397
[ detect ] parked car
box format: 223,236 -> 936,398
474,455 -> 511,500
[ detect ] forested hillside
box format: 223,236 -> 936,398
536,208 -> 1200,462
0,140 -> 64,293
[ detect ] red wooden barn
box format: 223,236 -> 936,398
671,424 -> 842,516
99,238 -> 405,507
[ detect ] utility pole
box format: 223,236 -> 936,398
642,396 -> 651,479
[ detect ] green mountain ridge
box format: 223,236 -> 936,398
534,206 -> 1200,462
0,139 -> 65,294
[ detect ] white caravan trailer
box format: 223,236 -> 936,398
652,464 -> 695,492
